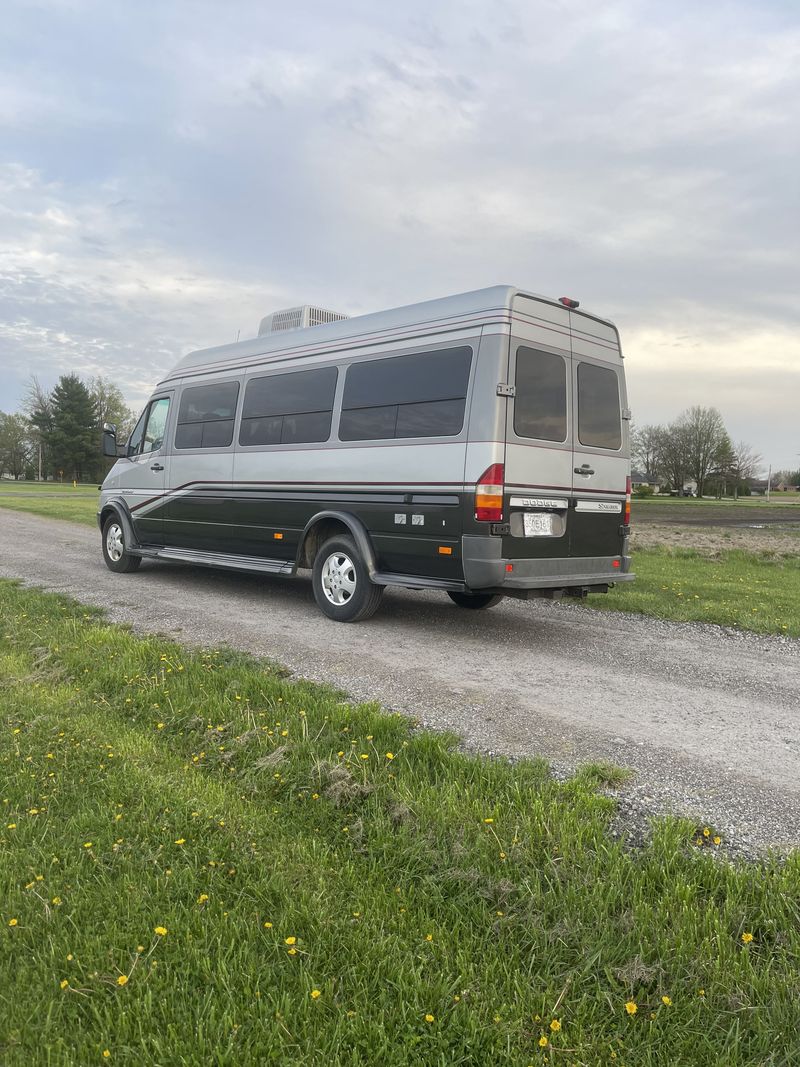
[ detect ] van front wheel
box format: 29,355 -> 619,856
312,535 -> 384,622
101,516 -> 141,574
447,592 -> 504,610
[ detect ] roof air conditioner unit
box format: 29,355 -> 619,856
258,304 -> 349,337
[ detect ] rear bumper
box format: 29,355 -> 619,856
462,535 -> 633,591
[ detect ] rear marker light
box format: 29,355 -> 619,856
438,546 -> 452,555
624,475 -> 632,527
559,296 -> 580,309
505,564 -> 513,572
274,532 -> 284,540
475,463 -> 504,522
612,559 -> 620,569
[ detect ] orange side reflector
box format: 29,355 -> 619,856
438,546 -> 452,555
274,532 -> 284,540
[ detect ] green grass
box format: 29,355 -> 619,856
0,481 -> 99,526
590,547 -> 800,637
0,481 -> 100,493
2,581 -> 800,1066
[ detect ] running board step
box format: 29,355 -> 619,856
136,546 -> 295,576
371,571 -> 466,592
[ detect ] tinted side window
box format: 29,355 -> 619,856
513,347 -> 567,442
240,367 -> 337,446
577,362 -> 621,449
339,347 -> 472,442
175,382 -> 239,449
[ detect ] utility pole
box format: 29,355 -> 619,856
766,464 -> 772,502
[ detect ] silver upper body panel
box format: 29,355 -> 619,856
159,286 -> 621,386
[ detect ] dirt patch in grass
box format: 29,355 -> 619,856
631,522 -> 800,558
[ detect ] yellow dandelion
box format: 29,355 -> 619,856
385,752 -> 394,760
424,1013 -> 435,1023
425,933 -> 433,942
60,979 -> 69,989
661,995 -> 672,1006
713,836 -> 721,845
703,827 -> 710,837
263,921 -> 273,928
483,817 -> 494,824
8,918 -> 18,927
539,1034 -> 549,1047
741,931 -> 754,944
310,989 -> 321,999
154,926 -> 167,936
287,947 -> 297,956
698,989 -> 705,997
67,953 -> 73,960
550,1018 -> 561,1032
625,1001 -> 637,1015
174,838 -> 185,845
102,1052 -> 110,1060
116,975 -> 128,987
197,894 -> 209,904
83,842 -> 92,849
285,936 -> 297,945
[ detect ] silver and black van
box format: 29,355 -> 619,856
99,285 -> 634,622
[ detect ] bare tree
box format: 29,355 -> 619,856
631,423 -> 665,483
660,416 -> 691,492
681,406 -> 731,497
728,441 -> 763,499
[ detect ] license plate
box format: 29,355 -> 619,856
523,512 -> 555,537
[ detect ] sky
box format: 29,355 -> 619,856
1,0 -> 798,471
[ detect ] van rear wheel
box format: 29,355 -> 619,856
447,592 -> 504,610
312,535 -> 384,622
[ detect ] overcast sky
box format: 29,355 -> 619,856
1,0 -> 798,469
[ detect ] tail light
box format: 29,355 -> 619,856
624,475 -> 631,527
475,463 -> 504,522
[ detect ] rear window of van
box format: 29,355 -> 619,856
577,362 -> 621,449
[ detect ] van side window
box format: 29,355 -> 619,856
239,367 -> 338,446
339,347 -> 472,442
129,397 -> 170,456
175,383 -> 239,449
513,348 -> 567,442
577,362 -> 621,449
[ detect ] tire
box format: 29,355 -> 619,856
447,591 -> 504,610
312,534 -> 383,622
101,515 -> 142,574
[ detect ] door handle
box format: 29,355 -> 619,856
574,466 -> 595,476
150,463 -> 164,472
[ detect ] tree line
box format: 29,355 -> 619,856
631,405 -> 796,496
0,375 -> 135,483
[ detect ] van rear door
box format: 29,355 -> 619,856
569,315 -> 628,559
502,298 -> 574,561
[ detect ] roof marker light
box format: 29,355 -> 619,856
559,297 -> 580,309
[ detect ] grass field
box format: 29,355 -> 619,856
1,485 -> 798,637
593,546 -> 800,637
2,579 -> 799,1066
0,482 -> 99,526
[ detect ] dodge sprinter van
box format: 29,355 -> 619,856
99,285 -> 634,622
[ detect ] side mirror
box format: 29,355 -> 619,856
101,424 -> 120,458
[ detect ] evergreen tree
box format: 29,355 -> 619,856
50,374 -> 98,482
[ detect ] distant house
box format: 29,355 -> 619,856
631,470 -> 659,493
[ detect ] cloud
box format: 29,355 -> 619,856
0,0 -> 798,465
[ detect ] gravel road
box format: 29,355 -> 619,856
2,509 -> 799,857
